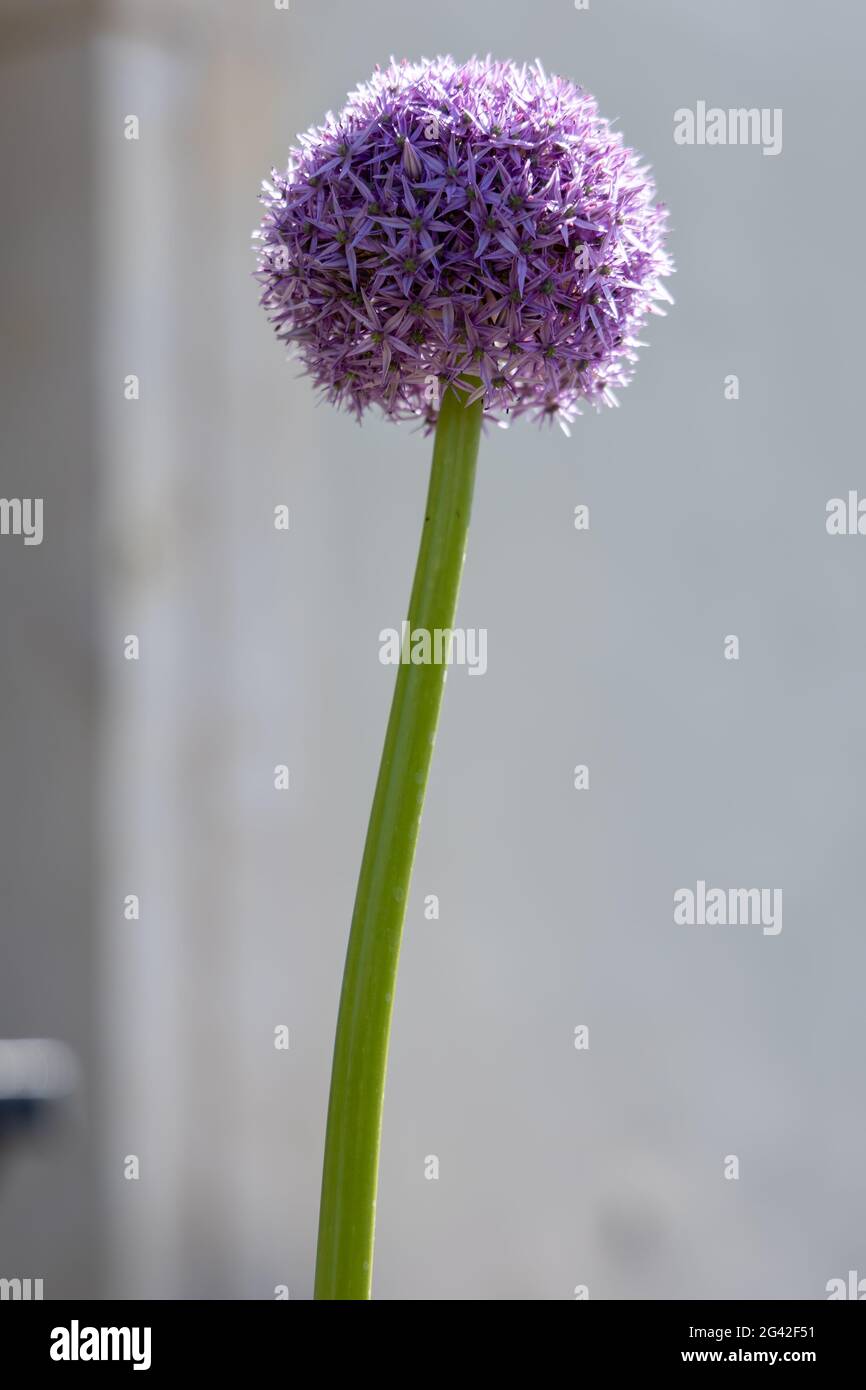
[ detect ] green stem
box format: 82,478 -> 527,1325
314,386 -> 484,1300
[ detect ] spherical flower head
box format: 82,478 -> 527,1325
255,56 -> 673,431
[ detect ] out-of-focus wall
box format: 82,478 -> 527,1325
0,1 -> 99,1298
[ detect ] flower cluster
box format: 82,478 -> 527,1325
255,56 -> 672,430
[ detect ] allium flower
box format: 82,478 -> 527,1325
255,55 -> 672,431
262,57 -> 676,1303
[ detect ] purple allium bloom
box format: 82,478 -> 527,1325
254,56 -> 673,432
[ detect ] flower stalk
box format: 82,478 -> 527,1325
314,386 -> 483,1300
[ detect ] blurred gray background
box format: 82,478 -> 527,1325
1,0 -> 864,1299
